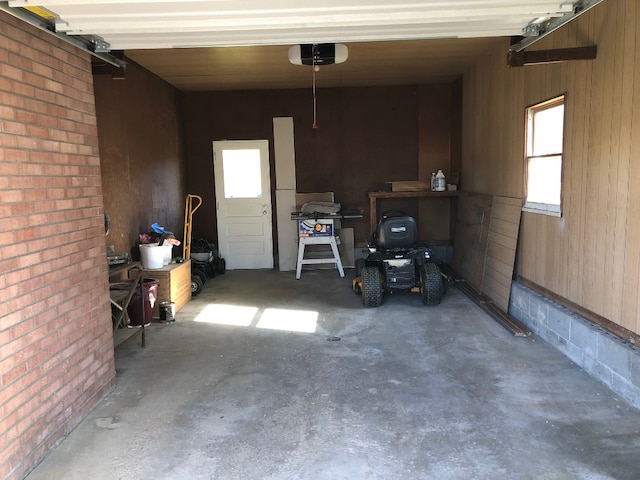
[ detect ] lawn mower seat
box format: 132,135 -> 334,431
375,214 -> 418,251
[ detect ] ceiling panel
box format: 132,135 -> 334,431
125,38 -> 507,91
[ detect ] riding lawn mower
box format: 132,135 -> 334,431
353,211 -> 444,307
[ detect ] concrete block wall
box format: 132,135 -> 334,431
509,282 -> 640,409
0,12 -> 115,480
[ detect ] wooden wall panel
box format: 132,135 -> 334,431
418,84 -> 453,242
460,45 -> 524,198
481,196 -> 522,312
462,0 -> 640,335
622,0 -> 640,332
95,59 -> 187,258
182,84 -> 456,245
451,192 -> 492,291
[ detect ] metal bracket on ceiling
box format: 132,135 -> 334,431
0,0 -> 126,68
91,50 -> 126,79
91,37 -> 111,54
507,45 -> 597,67
510,0 -> 604,53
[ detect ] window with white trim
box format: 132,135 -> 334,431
524,95 -> 565,216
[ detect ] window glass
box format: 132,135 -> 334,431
222,149 -> 263,199
530,104 -> 564,156
524,96 -> 565,216
526,155 -> 562,205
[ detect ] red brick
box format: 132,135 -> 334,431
8,80 -> 35,98
0,189 -> 24,203
0,133 -> 18,148
2,148 -> 30,162
25,124 -> 49,139
0,105 -> 14,119
1,361 -> 28,387
1,120 -> 27,136
1,64 -> 23,81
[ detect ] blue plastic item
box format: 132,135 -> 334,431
151,222 -> 173,235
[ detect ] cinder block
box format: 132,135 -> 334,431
569,318 -> 598,360
510,284 -> 530,314
540,327 -> 561,349
530,296 -> 550,327
508,304 -> 524,323
610,371 -> 640,409
582,356 -> 612,387
597,333 -> 632,379
610,372 -> 640,408
630,350 -> 640,388
516,308 -> 540,335
559,340 -> 584,366
547,307 -> 572,341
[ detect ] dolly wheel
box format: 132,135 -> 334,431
361,266 -> 382,308
191,275 -> 204,297
193,268 -> 207,285
421,263 -> 443,306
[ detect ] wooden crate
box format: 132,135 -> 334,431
142,259 -> 192,318
386,181 -> 430,192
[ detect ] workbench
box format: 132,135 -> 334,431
109,262 -> 146,348
368,190 -> 459,231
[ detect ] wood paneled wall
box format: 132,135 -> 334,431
182,85 -> 458,246
461,0 -> 640,335
94,59 -> 187,258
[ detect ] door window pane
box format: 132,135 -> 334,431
222,149 -> 262,198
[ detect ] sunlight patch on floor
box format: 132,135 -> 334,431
193,304 -> 258,327
256,308 -> 318,333
193,304 -> 318,333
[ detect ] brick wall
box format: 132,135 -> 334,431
0,12 -> 115,480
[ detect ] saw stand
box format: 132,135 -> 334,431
293,215 -> 344,280
296,234 -> 344,280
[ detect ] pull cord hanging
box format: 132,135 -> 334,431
312,44 -> 318,129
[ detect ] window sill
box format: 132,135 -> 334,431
522,203 -> 561,217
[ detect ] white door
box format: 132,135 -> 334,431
213,140 -> 274,270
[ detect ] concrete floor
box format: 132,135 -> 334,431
27,269 -> 640,480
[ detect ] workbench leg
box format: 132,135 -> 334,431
370,195 -> 377,232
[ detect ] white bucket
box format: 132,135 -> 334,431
160,245 -> 173,265
139,244 -> 164,269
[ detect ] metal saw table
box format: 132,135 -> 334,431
291,211 -> 362,280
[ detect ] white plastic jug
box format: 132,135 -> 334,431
434,170 -> 446,192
